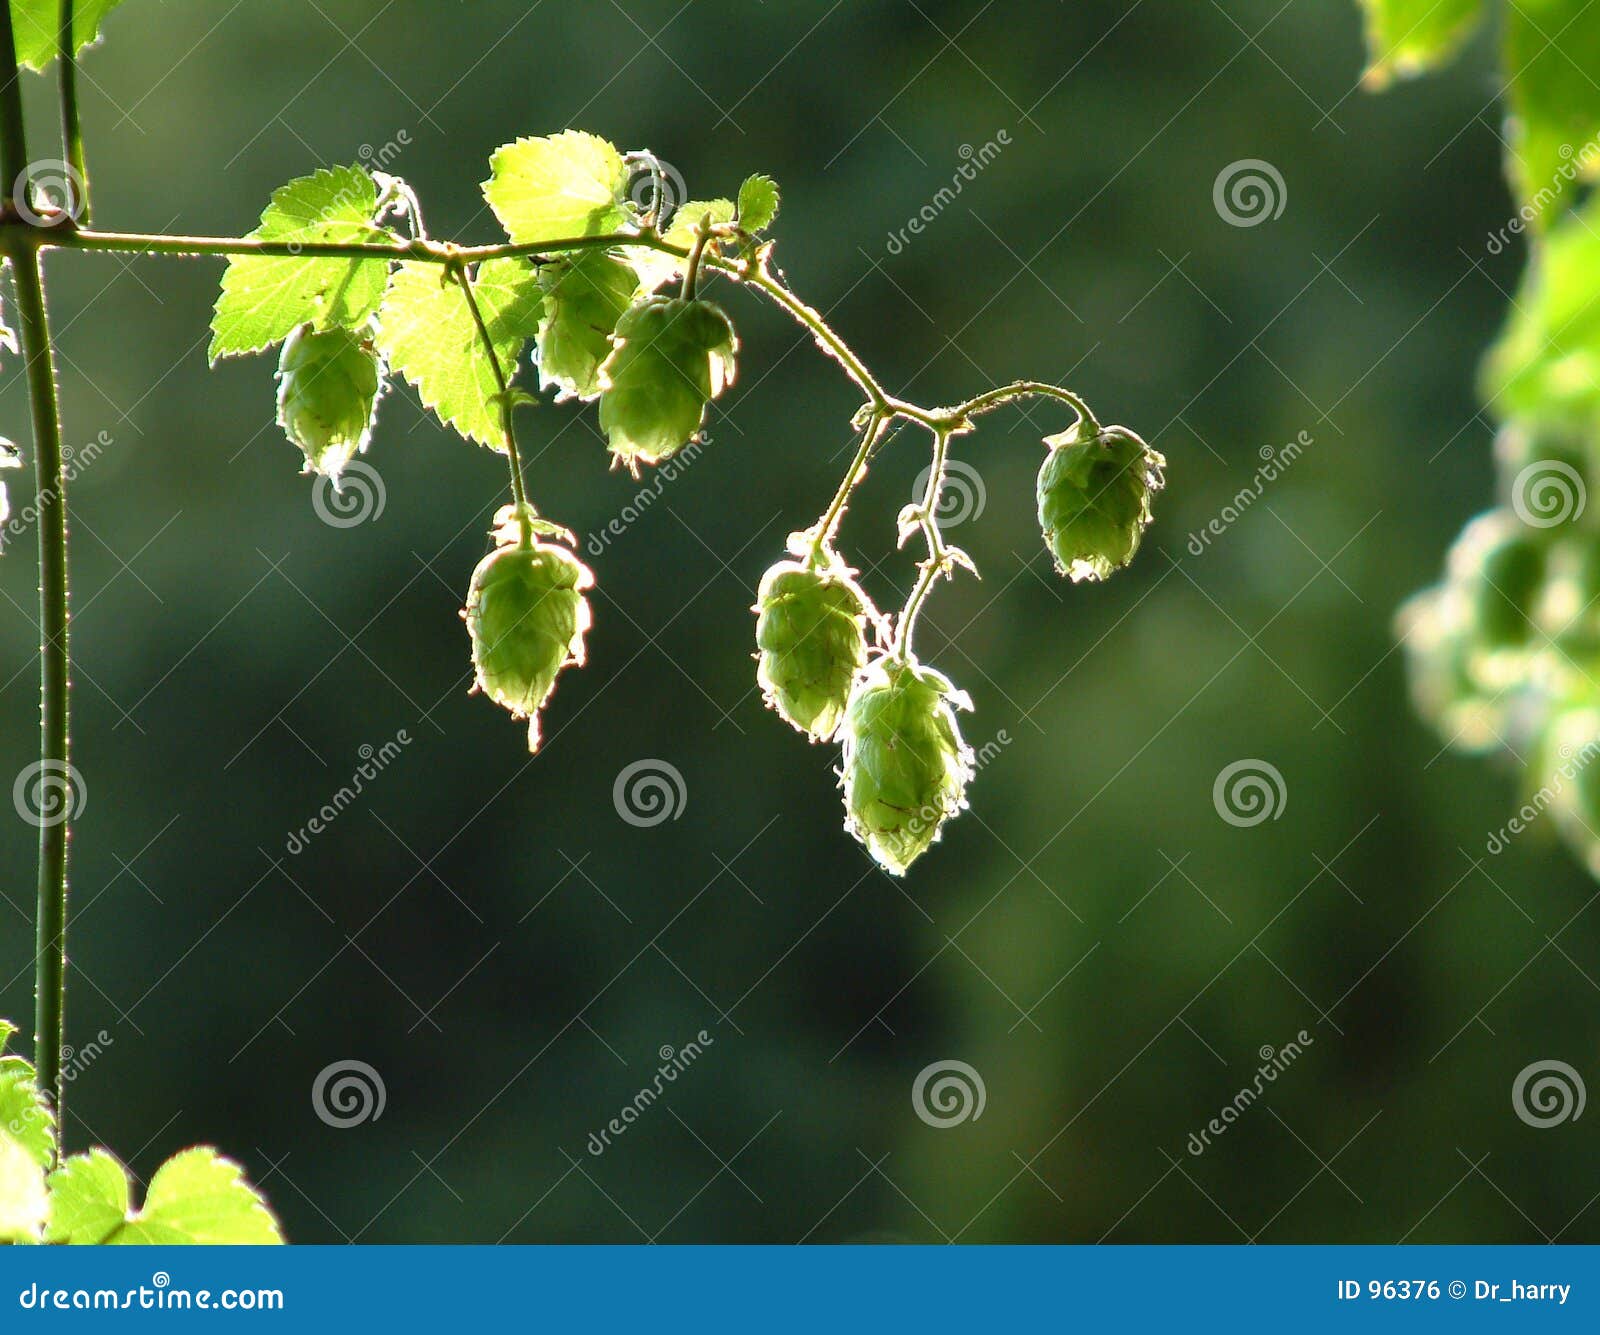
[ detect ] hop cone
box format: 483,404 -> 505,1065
276,324 -> 382,480
754,559 -> 872,741
464,526 -> 594,753
1037,420 -> 1165,582
598,296 -> 737,473
840,656 -> 975,875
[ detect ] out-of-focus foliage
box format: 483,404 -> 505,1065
1374,0 -> 1600,877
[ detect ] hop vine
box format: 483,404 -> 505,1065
181,132 -> 1166,875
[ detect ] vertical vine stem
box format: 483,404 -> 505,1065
11,239 -> 71,1144
2,0 -> 71,1151
60,0 -> 91,225
451,260 -> 532,545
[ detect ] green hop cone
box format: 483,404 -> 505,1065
1037,420 -> 1165,581
535,250 -> 639,401
597,296 -> 737,474
1446,510 -> 1546,652
275,324 -> 383,480
463,519 -> 594,754
840,656 -> 975,876
754,559 -> 873,742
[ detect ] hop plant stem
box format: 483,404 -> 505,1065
0,15 -> 70,1151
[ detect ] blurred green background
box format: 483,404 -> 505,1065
0,0 -> 1594,1243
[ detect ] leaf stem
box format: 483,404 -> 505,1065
894,427 -> 953,661
680,215 -> 712,300
59,0 -> 89,226
9,236 -> 71,1150
809,412 -> 890,563
948,380 -> 1100,437
450,260 -> 531,543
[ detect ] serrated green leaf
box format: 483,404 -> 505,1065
483,131 -> 631,245
536,250 -> 639,400
632,199 -> 737,293
44,1148 -> 127,1244
0,1136 -> 46,1244
1355,0 -> 1483,86
664,198 -> 736,250
1483,188 -> 1600,425
210,165 -> 397,361
47,1147 -> 283,1245
737,174 -> 780,232
1504,1 -> 1600,219
376,258 -> 544,448
0,1024 -> 54,1171
9,0 -> 126,70
0,1022 -> 50,1245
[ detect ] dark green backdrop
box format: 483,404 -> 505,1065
1,0 -> 1594,1242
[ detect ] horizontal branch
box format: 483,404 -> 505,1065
20,224 -> 689,266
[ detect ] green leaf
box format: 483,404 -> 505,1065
210,165 -> 397,361
535,250 -> 639,400
1504,1 -> 1600,218
0,1021 -> 54,1171
0,1134 -> 47,1244
376,258 -> 544,448
633,199 -> 736,292
47,1147 -> 283,1245
1483,189 -> 1600,426
8,0 -> 126,70
663,198 -> 736,250
1355,0 -> 1483,86
483,131 -> 631,245
737,174 -> 780,232
0,1023 -> 51,1244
